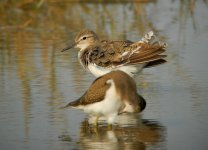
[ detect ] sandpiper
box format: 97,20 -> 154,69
62,70 -> 146,126
62,29 -> 167,77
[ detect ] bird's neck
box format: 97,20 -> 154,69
78,49 -> 89,69
79,44 -> 91,51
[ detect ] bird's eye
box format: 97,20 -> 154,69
82,37 -> 87,40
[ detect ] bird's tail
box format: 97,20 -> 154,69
138,94 -> 146,112
140,31 -> 156,44
60,99 -> 81,109
125,31 -> 167,66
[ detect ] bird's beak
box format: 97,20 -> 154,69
61,43 -> 77,52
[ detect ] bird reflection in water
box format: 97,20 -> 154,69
77,114 -> 166,150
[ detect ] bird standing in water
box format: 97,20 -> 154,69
62,29 -> 167,78
62,70 -> 146,126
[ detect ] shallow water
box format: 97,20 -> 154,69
0,0 -> 208,149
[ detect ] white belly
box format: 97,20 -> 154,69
87,63 -> 146,78
82,79 -> 123,123
87,64 -> 111,77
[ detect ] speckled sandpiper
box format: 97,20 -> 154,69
62,70 -> 146,126
62,29 -> 167,78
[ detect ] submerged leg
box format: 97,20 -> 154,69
107,113 -> 117,129
88,115 -> 100,127
94,116 -> 99,127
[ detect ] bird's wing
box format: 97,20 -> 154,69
81,76 -> 111,105
122,31 -> 167,66
86,40 -> 167,68
86,41 -> 132,68
123,41 -> 167,66
85,31 -> 167,68
64,76 -> 111,107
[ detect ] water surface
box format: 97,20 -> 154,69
0,0 -> 208,149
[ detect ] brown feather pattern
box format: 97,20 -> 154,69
66,76 -> 111,106
63,70 -> 146,113
71,30 -> 168,71
78,35 -> 167,69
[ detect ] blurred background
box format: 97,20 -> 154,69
0,0 -> 208,149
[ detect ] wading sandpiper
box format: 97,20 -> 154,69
62,29 -> 167,78
62,70 -> 146,126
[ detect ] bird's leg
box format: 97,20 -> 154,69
92,116 -> 100,136
94,116 -> 99,127
88,115 -> 99,127
107,114 -> 116,130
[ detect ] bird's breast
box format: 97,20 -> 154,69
87,63 -> 111,77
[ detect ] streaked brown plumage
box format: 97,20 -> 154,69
62,29 -> 167,77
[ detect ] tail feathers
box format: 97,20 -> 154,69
128,55 -> 167,65
124,32 -> 167,66
140,31 -> 168,47
141,31 -> 155,44
60,99 -> 81,109
138,43 -> 167,57
139,95 -> 146,112
145,59 -> 167,68
129,48 -> 165,62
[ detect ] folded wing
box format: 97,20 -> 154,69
86,31 -> 167,68
62,76 -> 111,108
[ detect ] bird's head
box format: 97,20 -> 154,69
61,29 -> 99,52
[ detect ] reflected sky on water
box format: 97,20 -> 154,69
0,0 -> 208,149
